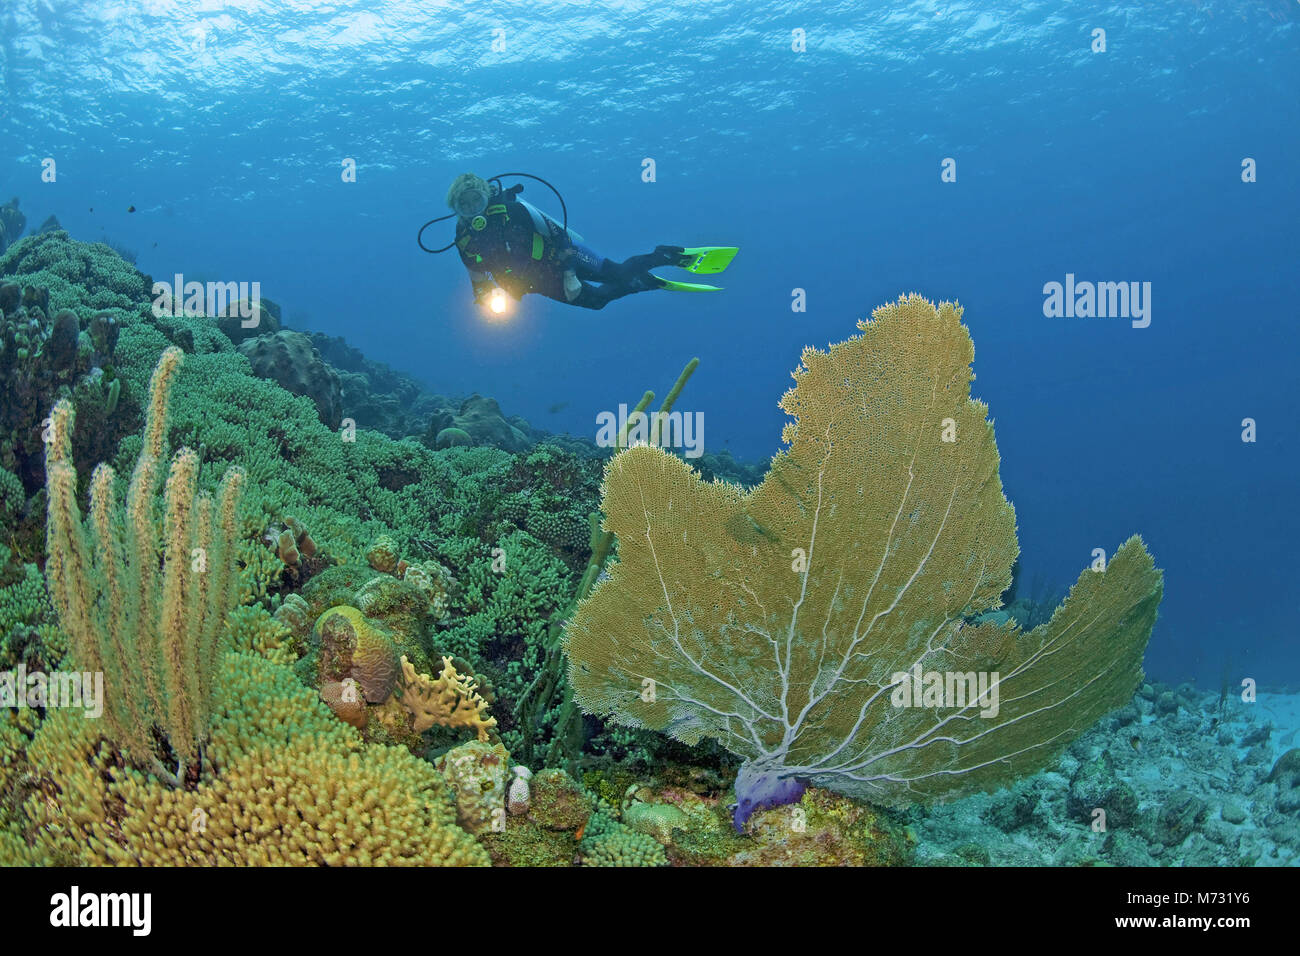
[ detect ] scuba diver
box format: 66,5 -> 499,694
418,172 -> 738,311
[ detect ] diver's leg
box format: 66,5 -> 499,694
611,245 -> 683,278
571,281 -> 636,310
572,244 -> 683,282
564,245 -> 685,308
569,244 -> 614,282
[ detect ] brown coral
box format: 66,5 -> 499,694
315,605 -> 401,703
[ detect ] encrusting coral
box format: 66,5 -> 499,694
436,739 -> 509,835
565,295 -> 1164,827
44,345 -> 245,786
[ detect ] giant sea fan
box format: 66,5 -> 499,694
564,295 -> 1162,831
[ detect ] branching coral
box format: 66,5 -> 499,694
564,296 -> 1163,826
6,652 -> 488,866
397,654 -> 497,740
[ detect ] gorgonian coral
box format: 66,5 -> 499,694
565,295 -> 1162,829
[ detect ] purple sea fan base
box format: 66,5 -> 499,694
733,763 -> 806,833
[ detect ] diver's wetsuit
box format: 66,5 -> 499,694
454,185 -> 680,310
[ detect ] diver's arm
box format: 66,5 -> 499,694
469,270 -> 493,304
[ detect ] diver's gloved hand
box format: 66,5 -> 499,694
563,270 -> 582,302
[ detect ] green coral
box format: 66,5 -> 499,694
433,529 -> 572,754
578,811 -> 668,867
0,230 -> 149,315
0,546 -> 64,669
225,604 -> 297,666
0,467 -> 24,527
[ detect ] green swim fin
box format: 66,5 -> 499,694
677,246 -> 739,275
654,276 -> 723,292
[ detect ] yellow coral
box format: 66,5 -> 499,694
565,295 -> 1163,807
44,347 -> 245,783
5,653 -> 488,866
397,655 -> 497,741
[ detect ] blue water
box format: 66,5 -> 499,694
2,0 -> 1296,689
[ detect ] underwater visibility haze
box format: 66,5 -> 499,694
0,0 -> 1297,874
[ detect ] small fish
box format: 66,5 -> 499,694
574,819 -> 587,841
547,402 -> 568,414
126,205 -> 136,213
88,206 -> 93,212
1129,735 -> 1141,751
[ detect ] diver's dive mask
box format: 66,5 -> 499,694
453,188 -> 489,220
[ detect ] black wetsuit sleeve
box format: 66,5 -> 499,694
455,224 -> 492,302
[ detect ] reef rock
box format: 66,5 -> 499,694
307,330 -> 445,439
0,198 -> 25,254
436,740 -> 509,835
424,393 -> 532,453
239,330 -> 342,429
217,296 -> 281,344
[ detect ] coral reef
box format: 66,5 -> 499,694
3,229 -> 1266,869
5,653 -> 487,865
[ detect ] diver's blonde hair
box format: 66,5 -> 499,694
446,173 -> 491,212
